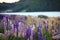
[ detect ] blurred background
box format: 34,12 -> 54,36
0,0 -> 60,12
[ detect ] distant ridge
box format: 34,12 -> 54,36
0,0 -> 60,12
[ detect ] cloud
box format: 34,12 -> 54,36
0,0 -> 20,3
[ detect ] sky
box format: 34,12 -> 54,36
0,12 -> 60,17
0,0 -> 20,3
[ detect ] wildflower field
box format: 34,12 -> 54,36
0,14 -> 60,40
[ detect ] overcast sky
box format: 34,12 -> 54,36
0,12 -> 60,17
0,0 -> 19,3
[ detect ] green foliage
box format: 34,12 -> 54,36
8,34 -> 18,40
19,37 -> 25,40
8,34 -> 26,40
0,26 -> 4,33
42,31 -> 52,40
34,28 -> 38,40
6,26 -> 11,30
0,33 -> 7,40
0,37 -> 7,40
46,33 -> 52,40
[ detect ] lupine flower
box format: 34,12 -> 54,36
43,36 -> 46,40
57,23 -> 60,33
14,20 -> 19,28
23,28 -> 26,37
22,31 -> 25,37
7,30 -> 10,36
14,20 -> 19,37
33,31 -> 36,40
25,26 -> 31,40
10,23 -> 15,33
57,29 -> 60,34
38,27 -> 42,40
29,24 -> 35,40
18,22 -> 22,32
18,22 -> 23,37
44,24 -> 48,31
37,23 -> 42,28
25,27 -> 28,40
43,20 -> 48,31
2,17 -> 7,35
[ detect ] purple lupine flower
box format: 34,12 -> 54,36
10,23 -> 15,33
5,30 -> 10,36
14,20 -> 19,37
38,27 -> 42,40
14,20 -> 19,28
2,17 -> 7,35
37,23 -> 42,29
33,31 -> 36,40
25,26 -> 31,40
57,30 -> 60,34
31,28 -> 34,36
18,22 -> 23,32
43,20 -> 48,31
24,28 -> 27,37
4,30 -> 8,35
22,29 -> 26,37
43,36 -> 46,40
25,27 -> 29,40
18,22 -> 24,37
57,23 -> 60,34
29,24 -> 36,40
14,22 -> 16,30
44,24 -> 48,31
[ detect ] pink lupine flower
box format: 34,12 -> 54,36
18,22 -> 22,32
10,24 -> 15,33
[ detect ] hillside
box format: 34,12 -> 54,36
0,0 -> 60,12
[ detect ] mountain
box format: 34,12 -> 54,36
0,0 -> 60,12
0,2 -> 16,12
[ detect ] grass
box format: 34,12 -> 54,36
43,30 -> 52,40
0,26 -> 4,33
8,34 -> 26,40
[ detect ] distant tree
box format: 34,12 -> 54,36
3,2 -> 6,4
38,15 -> 48,19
